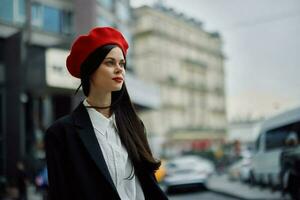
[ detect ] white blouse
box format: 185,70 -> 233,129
83,100 -> 145,200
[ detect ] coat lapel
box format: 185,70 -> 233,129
71,102 -> 118,194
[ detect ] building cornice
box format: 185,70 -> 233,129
134,30 -> 225,58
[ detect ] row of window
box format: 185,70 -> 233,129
0,0 -> 131,36
31,2 -> 73,35
0,0 -> 73,35
0,0 -> 25,23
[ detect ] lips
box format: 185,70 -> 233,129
112,77 -> 123,83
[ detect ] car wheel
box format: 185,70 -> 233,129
249,171 -> 256,186
268,174 -> 276,191
258,174 -> 264,188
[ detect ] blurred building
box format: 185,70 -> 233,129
0,0 -> 160,182
133,5 -> 227,156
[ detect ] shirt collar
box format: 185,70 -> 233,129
83,99 -> 116,136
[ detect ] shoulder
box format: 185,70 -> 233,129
45,114 -> 73,141
47,114 -> 73,131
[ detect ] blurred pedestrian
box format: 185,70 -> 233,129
279,131 -> 299,195
16,161 -> 28,200
45,27 -> 168,200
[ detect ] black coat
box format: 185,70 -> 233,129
45,102 -> 168,200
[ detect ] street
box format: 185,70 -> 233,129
168,189 -> 238,200
206,174 -> 287,200
160,173 -> 290,200
27,174 -> 290,200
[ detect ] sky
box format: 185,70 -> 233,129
130,0 -> 300,120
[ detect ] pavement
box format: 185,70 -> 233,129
206,174 -> 290,200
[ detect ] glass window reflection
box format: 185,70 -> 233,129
16,0 -> 25,23
31,2 -> 43,27
43,6 -> 60,33
61,11 -> 73,35
0,0 -> 14,22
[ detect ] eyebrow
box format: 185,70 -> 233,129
104,57 -> 125,62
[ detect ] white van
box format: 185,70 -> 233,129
251,107 -> 300,188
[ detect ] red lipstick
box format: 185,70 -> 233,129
112,77 -> 123,83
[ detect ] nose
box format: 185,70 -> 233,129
114,64 -> 125,74
117,63 -> 123,70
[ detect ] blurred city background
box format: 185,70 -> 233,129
0,0 -> 299,199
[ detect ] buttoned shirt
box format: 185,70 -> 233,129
83,100 -> 145,200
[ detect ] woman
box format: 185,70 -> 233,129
45,27 -> 168,200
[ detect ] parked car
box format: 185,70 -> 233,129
250,106 -> 300,189
228,155 -> 252,182
163,155 -> 214,193
280,145 -> 300,200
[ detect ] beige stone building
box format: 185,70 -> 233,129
132,5 -> 227,156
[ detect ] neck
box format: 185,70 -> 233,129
86,92 -> 112,118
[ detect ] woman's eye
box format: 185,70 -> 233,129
105,61 -> 114,66
120,62 -> 126,68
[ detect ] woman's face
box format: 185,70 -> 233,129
90,46 -> 126,93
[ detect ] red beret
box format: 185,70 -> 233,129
66,27 -> 129,78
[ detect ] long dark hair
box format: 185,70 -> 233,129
79,45 -> 161,172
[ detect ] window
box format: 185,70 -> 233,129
60,10 -> 73,35
290,121 -> 300,131
265,129 -> 289,150
43,6 -> 60,33
15,0 -> 25,23
0,0 -> 14,22
265,121 -> 300,151
0,0 -> 25,23
31,3 -> 73,35
31,2 -> 43,27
